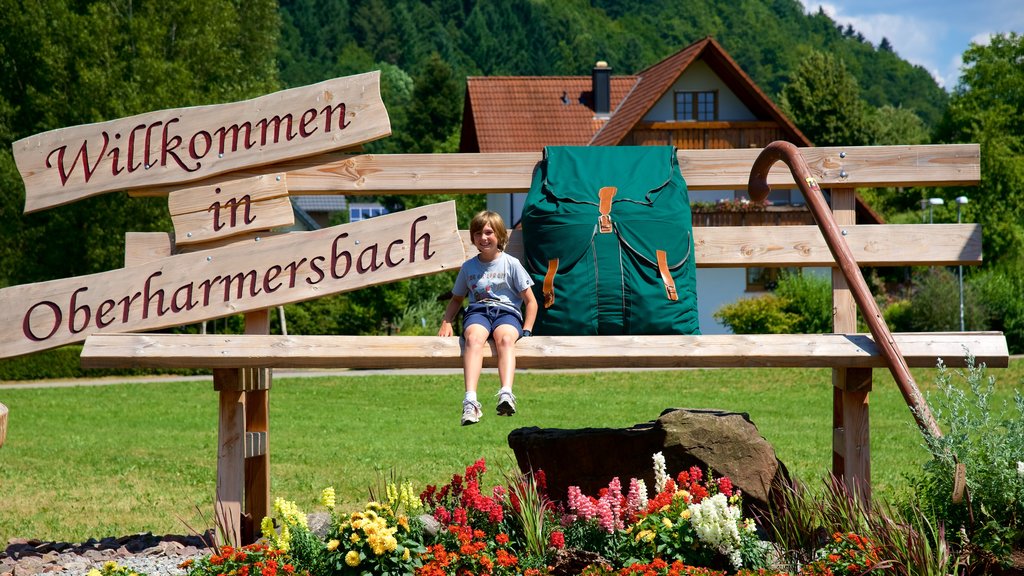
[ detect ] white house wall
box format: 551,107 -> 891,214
644,60 -> 757,122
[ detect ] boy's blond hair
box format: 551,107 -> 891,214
469,210 -> 509,250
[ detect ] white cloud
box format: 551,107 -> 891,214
797,1 -> 952,87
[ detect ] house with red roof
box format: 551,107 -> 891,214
460,37 -> 881,333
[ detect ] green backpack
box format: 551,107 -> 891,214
520,146 -> 699,336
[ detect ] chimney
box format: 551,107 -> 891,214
592,61 -> 612,118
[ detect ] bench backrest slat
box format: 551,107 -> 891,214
477,223 -> 982,268
265,145 -> 979,196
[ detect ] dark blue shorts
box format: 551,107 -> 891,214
464,303 -> 523,337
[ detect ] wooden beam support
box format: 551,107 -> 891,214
81,332 -> 1008,370
830,187 -> 871,499
242,311 -> 271,545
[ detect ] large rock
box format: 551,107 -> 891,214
507,408 -> 789,516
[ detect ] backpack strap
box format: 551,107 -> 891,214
656,250 -> 679,301
543,258 -> 559,308
598,186 -> 617,233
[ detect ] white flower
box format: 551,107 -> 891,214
687,493 -> 745,569
1017,461 -> 1024,477
653,452 -> 668,493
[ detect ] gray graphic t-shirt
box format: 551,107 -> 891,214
453,252 -> 535,319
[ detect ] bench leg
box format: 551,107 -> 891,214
214,367 -> 273,545
829,188 -> 871,501
216,377 -> 245,546
833,368 -> 872,501
243,377 -> 271,543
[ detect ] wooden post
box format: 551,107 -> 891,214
213,310 -> 272,545
215,369 -> 245,546
831,187 -> 872,499
243,310 -> 271,543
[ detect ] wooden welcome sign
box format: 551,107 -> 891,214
2,72 -> 466,360
14,71 -> 390,213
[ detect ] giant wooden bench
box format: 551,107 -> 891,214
79,143 -> 1009,544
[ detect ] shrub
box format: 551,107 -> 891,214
883,299 -> 914,332
971,262 -> 1024,354
773,272 -> 832,334
907,356 -> 1024,568
713,272 -> 831,335
713,295 -> 799,334
905,268 -> 986,332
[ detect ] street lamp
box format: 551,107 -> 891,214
956,196 -> 969,331
928,197 -> 944,223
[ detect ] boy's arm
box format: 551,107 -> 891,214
438,295 -> 465,337
520,287 -> 537,334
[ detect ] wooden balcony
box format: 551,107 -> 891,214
690,206 -> 815,227
627,121 -> 790,149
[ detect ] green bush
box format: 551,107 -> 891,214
906,356 -> 1024,569
883,299 -> 914,332
774,271 -> 832,333
971,262 -> 1024,354
713,294 -> 799,334
714,272 -> 829,334
906,268 -> 986,332
0,345 -> 207,381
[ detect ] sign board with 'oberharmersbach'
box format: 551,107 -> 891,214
14,71 -> 390,213
0,202 -> 465,359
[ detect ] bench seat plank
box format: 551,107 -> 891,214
81,332 -> 1007,370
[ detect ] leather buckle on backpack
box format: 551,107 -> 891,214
543,258 -> 559,308
656,249 -> 679,301
598,186 -> 616,233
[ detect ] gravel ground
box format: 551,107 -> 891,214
1,533 -> 208,576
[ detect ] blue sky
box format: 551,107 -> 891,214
798,0 -> 1024,89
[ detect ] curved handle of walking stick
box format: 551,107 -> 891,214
748,141 -> 943,440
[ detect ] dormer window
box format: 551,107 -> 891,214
675,90 -> 718,121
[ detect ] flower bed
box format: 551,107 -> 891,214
134,454 -> 904,576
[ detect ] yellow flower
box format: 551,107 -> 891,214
398,515 -> 410,532
662,517 -> 674,529
261,516 -> 277,541
103,562 -> 119,570
87,570 -> 103,576
387,482 -> 399,506
345,550 -> 360,567
278,524 -> 291,552
635,529 -> 655,542
326,539 -> 340,552
350,533 -> 361,544
402,548 -> 411,561
273,497 -> 308,528
680,509 -> 692,520
321,487 -> 336,510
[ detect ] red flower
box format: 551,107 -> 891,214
495,533 -> 510,545
549,531 -> 565,550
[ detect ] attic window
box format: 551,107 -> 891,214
675,90 -> 718,121
561,91 -> 570,105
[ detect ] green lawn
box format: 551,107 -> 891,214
1,361 -> 1021,543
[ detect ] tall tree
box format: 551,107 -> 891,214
937,32 -> 1024,263
779,50 -> 871,146
0,0 -> 280,285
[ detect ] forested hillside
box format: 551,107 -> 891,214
277,0 -> 948,154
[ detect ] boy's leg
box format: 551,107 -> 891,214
460,323 -> 490,425
493,323 -> 520,416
